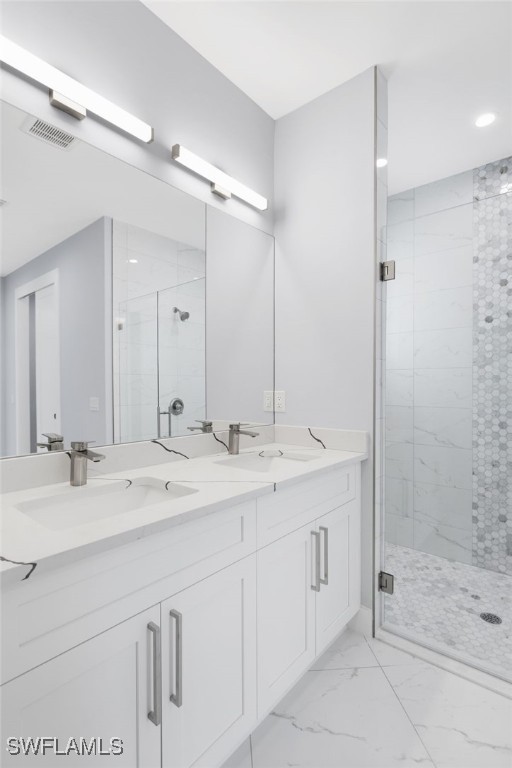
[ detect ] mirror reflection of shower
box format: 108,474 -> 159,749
112,221 -> 206,444
173,306 -> 190,321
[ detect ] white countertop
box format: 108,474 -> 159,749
0,441 -> 366,586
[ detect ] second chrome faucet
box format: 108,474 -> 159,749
228,423 -> 259,455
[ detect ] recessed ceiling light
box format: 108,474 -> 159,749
376,158 -> 388,168
475,113 -> 496,128
127,258 -> 138,264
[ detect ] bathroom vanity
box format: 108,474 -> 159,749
0,79 -> 366,768
0,428 -> 366,767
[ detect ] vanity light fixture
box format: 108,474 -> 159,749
171,144 -> 268,211
376,158 -> 388,168
475,113 -> 496,128
0,35 -> 154,143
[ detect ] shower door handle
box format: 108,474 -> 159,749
157,406 -> 173,438
157,406 -> 171,438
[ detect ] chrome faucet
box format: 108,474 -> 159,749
187,420 -> 213,434
69,441 -> 105,486
37,433 -> 64,452
228,423 -> 259,455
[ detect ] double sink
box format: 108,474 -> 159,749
13,449 -> 322,531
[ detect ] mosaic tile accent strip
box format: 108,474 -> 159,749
383,543 -> 512,680
472,174 -> 512,576
474,156 -> 512,201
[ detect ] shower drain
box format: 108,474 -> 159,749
480,612 -> 502,625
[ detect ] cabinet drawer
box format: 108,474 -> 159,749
1,500 -> 256,684
257,464 -> 357,547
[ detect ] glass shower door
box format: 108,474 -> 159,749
380,158 -> 512,682
116,292 -> 158,444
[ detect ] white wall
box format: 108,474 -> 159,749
274,68 -> 377,607
0,0 -> 274,234
206,207 -> 274,425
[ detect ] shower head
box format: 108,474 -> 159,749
173,306 -> 190,321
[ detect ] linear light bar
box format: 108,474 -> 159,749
0,35 -> 153,143
171,144 -> 268,211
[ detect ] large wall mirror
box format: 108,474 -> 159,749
0,100 -> 275,458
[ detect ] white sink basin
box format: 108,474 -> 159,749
279,451 -> 322,462
215,451 -> 322,473
216,454 -> 278,473
15,477 -> 197,531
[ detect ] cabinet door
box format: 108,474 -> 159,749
257,524 -> 316,719
1,606 -> 161,767
315,498 -> 361,655
161,556 -> 257,768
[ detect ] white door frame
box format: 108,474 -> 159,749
14,269 -> 60,454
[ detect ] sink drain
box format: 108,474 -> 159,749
480,612 -> 502,625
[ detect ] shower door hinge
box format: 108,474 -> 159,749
378,571 -> 394,594
380,261 -> 395,281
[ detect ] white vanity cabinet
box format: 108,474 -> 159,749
0,460 -> 363,768
161,557 -> 257,768
314,498 -> 361,655
1,557 -> 257,768
257,464 -> 361,718
257,524 -> 316,716
1,606 -> 162,767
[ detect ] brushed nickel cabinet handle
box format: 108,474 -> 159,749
311,530 -> 321,592
147,621 -> 162,726
169,609 -> 183,708
320,526 -> 329,585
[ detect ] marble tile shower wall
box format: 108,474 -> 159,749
385,157 -> 512,574
117,291 -> 158,443
157,277 -> 206,437
472,159 -> 512,575
113,221 -> 206,442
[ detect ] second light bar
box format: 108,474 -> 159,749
171,144 -> 268,211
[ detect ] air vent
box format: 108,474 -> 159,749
21,116 -> 76,150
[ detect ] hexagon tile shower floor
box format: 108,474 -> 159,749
383,543 -> 512,681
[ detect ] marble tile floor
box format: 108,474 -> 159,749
383,544 -> 512,680
222,630 -> 512,768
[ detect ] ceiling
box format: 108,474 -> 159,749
142,0 -> 512,194
0,102 -> 204,276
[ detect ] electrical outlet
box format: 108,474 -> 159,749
274,390 -> 286,412
89,396 -> 99,412
263,391 -> 274,412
